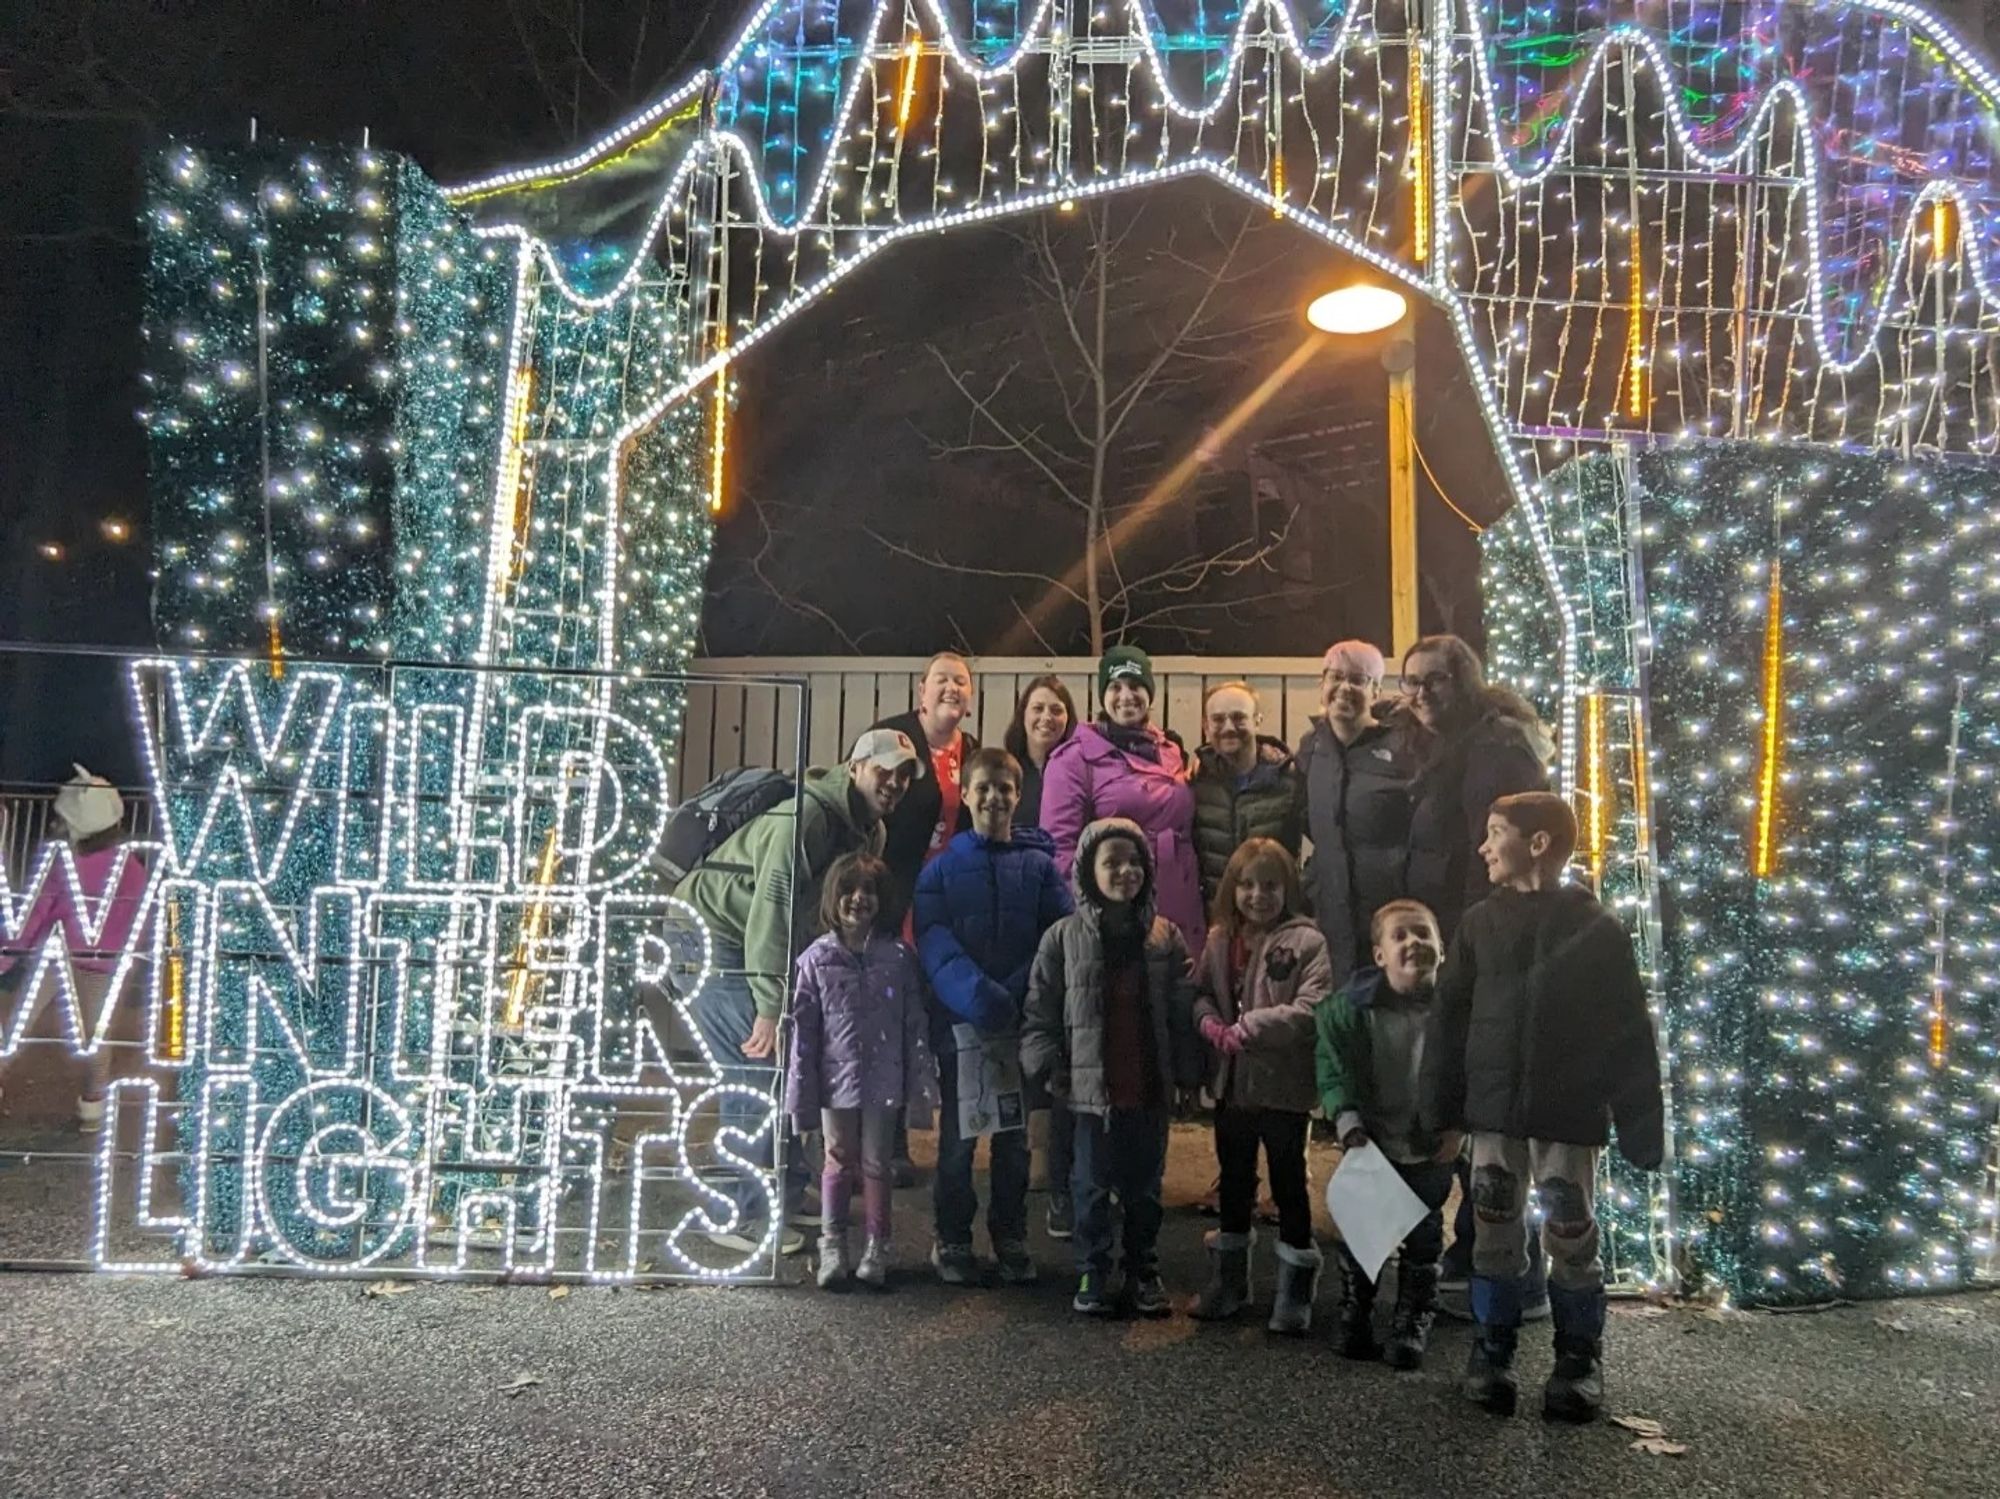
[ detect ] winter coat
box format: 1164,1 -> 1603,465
913,826 -> 1073,1039
1189,738 -> 1307,902
675,767 -> 885,1019
1039,722 -> 1206,960
1403,705 -> 1549,944
1420,884 -> 1665,1169
873,709 -> 977,915
783,933 -> 936,1131
0,841 -> 152,977
1021,817 -> 1200,1117
1315,965 -> 1440,1159
1295,717 -> 1416,985
1014,753 -> 1052,830
1191,914 -> 1332,1114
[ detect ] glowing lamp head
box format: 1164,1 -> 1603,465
1305,284 -> 1408,336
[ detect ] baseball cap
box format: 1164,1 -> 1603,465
848,728 -> 926,777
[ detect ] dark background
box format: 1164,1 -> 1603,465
1,1 -> 1512,784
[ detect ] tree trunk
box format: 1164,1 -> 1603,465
1086,207 -> 1110,655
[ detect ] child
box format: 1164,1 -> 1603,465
1316,898 -> 1459,1369
1422,792 -> 1664,1421
1022,817 -> 1198,1318
0,766 -> 149,1131
784,853 -> 935,1290
1189,838 -> 1332,1333
912,748 -> 1072,1285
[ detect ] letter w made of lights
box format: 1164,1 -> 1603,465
94,1 -> 2000,1294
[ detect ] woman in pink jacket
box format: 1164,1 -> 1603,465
1040,647 -> 1205,961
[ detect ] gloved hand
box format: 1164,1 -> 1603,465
1199,1015 -> 1243,1055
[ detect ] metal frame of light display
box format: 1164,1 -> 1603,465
18,0 -> 1996,1295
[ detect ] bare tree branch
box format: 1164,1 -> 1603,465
864,528 -> 1087,606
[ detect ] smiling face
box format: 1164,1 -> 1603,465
835,882 -> 880,943
965,764 -> 1020,840
1022,686 -> 1071,756
1231,861 -> 1287,931
1204,686 -> 1258,762
1478,812 -> 1544,889
1091,835 -> 1147,906
1373,907 -> 1442,995
918,656 -> 974,737
1402,647 -> 1468,734
852,759 -> 917,819
1321,651 -> 1380,731
1103,678 -> 1152,728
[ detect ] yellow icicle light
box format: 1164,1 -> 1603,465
1934,195 -> 1955,261
503,827 -> 563,1030
1582,689 -> 1609,880
1624,223 -> 1647,418
709,332 -> 729,516
1270,143 -> 1285,216
1752,552 -> 1784,879
267,615 -> 285,680
1409,38 -> 1429,263
491,366 -> 536,589
896,34 -> 922,132
163,895 -> 186,1062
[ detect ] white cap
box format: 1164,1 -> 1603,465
53,764 -> 124,841
848,728 -> 926,778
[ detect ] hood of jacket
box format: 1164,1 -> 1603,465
1071,815 -> 1156,925
1193,735 -> 1294,787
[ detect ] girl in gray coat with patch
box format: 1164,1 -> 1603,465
1022,818 -> 1200,1319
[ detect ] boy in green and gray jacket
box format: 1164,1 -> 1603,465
1315,897 -> 1461,1371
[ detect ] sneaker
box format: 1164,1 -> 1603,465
790,1191 -> 824,1229
1128,1272 -> 1171,1318
930,1241 -> 979,1286
816,1233 -> 852,1290
77,1096 -> 106,1134
995,1241 -> 1038,1286
1072,1273 -> 1115,1316
704,1223 -> 807,1258
1045,1193 -> 1074,1241
854,1238 -> 891,1290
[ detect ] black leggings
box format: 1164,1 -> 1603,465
1213,1104 -> 1313,1249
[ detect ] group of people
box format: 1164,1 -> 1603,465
675,636 -> 1664,1423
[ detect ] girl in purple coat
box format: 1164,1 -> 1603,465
784,853 -> 936,1290
1040,647 -> 1206,961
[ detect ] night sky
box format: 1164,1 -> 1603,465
1,1 -> 1504,781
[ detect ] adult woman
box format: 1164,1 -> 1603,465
1294,641 -> 1415,986
1002,675 -> 1077,829
873,651 -> 979,921
1040,645 -> 1205,960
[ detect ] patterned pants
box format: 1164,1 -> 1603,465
1467,1133 -> 1602,1296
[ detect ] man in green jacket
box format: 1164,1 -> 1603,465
676,729 -> 921,1252
1189,680 -> 1306,906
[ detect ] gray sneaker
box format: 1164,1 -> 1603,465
816,1232 -> 851,1290
1129,1272 -> 1172,1318
1045,1193 -> 1074,1241
855,1238 -> 891,1290
930,1241 -> 979,1286
995,1241 -> 1038,1285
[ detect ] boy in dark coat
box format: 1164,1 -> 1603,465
914,749 -> 1073,1286
1422,793 -> 1664,1423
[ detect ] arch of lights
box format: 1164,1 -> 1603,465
15,0 -> 1997,1296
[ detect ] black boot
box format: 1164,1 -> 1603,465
1461,1326 -> 1519,1416
1383,1261 -> 1439,1370
1336,1249 -> 1380,1360
1543,1334 -> 1605,1423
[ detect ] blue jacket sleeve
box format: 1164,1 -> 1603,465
999,852 -> 1076,1002
913,858 -> 1016,1032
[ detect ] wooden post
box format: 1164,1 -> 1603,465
1385,336 -> 1419,659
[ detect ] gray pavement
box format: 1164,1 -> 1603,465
3,1125 -> 1998,1499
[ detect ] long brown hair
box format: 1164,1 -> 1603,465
1209,837 -> 1304,942
1003,674 -> 1078,765
1400,633 -> 1553,766
818,852 -> 896,937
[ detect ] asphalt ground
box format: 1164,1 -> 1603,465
3,1122 -> 1997,1499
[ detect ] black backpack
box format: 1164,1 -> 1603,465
657,767 -> 797,885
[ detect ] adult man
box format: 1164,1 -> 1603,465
1294,642 -> 1415,986
1189,681 -> 1305,906
676,729 -> 923,1254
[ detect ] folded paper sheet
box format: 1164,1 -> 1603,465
1324,1142 -> 1430,1283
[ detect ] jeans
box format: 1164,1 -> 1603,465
685,939 -> 808,1223
1445,1153 -> 1548,1301
1070,1107 -> 1169,1279
1031,1076 -> 1076,1200
934,1054 -> 1030,1247
822,1106 -> 899,1242
1213,1104 -> 1312,1249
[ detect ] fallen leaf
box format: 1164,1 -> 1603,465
1875,1317 -> 1913,1334
364,1280 -> 415,1299
547,1284 -> 571,1300
1611,1415 -> 1668,1440
1631,1438 -> 1689,1457
498,1375 -> 543,1398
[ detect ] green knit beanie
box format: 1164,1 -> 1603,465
1098,645 -> 1156,704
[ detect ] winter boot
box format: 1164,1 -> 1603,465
1267,1241 -> 1322,1336
1191,1231 -> 1253,1321
1335,1248 -> 1381,1361
854,1237 -> 891,1290
1462,1274 -> 1525,1416
816,1231 -> 852,1290
1384,1260 -> 1440,1370
1543,1282 -> 1608,1422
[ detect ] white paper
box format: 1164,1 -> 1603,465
1324,1142 -> 1430,1284
951,1023 -> 1025,1139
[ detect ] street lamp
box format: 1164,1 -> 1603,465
1306,282 -> 1420,658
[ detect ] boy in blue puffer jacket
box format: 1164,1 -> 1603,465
914,747 -> 1073,1286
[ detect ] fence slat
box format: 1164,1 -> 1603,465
806,674 -> 844,768
742,685 -> 781,775
1284,677 -> 1323,752
678,683 -> 719,800
840,673 -> 880,753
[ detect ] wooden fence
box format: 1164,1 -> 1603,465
676,656 -> 1330,796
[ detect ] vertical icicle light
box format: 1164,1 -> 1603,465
1752,521 -> 1784,880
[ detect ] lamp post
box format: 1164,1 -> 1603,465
1306,285 -> 1419,659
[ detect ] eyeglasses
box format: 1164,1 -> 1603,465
1406,672 -> 1456,697
1321,670 -> 1375,689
